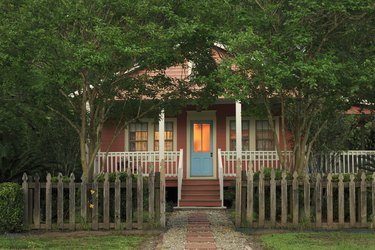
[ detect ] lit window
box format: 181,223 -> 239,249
193,123 -> 211,152
129,123 -> 148,151
230,120 -> 249,151
256,120 -> 274,151
154,122 -> 173,151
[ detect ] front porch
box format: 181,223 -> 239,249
95,149 -> 375,207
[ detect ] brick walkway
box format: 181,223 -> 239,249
185,212 -> 216,250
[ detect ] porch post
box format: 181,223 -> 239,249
159,109 -> 166,227
235,100 -> 242,227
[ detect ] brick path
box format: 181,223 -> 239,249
185,212 -> 216,250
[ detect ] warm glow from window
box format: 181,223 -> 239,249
193,123 -> 210,152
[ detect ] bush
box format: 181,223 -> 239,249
0,183 -> 24,232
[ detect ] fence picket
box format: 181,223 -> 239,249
115,174 -> 121,230
80,176 -> 87,224
360,173 -> 367,226
69,173 -> 75,230
126,168 -> 133,230
372,173 -> 375,225
327,173 -> 333,227
270,169 -> 276,226
22,173 -> 28,227
149,167 -> 155,223
103,173 -> 110,229
246,168 -> 254,226
315,173 -> 322,227
34,174 -> 40,229
281,171 -> 287,226
46,173 -> 52,230
258,169 -> 265,227
349,174 -> 356,227
304,174 -> 310,221
338,174 -> 345,226
292,171 -> 299,225
92,179 -> 99,230
137,165 -> 144,230
57,173 -> 64,230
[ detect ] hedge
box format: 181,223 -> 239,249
0,182 -> 24,232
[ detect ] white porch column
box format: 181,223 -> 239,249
235,100 -> 242,160
235,100 -> 242,227
158,109 -> 166,227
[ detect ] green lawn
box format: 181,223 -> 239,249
260,231 -> 375,250
0,235 -> 144,250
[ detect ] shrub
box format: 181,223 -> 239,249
0,182 -> 24,232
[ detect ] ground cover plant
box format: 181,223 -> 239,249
260,231 -> 375,250
0,234 -> 145,250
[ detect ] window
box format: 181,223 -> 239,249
256,120 -> 274,150
129,123 -> 148,151
154,122 -> 173,151
193,123 -> 211,152
230,120 -> 249,151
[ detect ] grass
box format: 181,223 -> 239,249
0,235 -> 145,250
260,231 -> 375,250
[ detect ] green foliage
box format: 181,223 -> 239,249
0,182 -> 23,233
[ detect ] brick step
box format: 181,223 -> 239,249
179,200 -> 222,207
185,243 -> 217,249
182,194 -> 220,200
182,184 -> 219,190
181,189 -> 220,195
182,179 -> 219,185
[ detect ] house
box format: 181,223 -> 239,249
96,46 -> 375,208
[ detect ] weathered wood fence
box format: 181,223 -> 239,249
22,168 -> 163,230
236,169 -> 375,229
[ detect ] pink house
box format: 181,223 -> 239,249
96,46 -> 375,208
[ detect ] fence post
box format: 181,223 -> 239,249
137,165 -> 144,230
126,168 -> 133,230
246,168 -> 254,226
258,169 -> 265,227
92,178 -> 98,230
103,173 -> 110,230
69,173 -> 75,230
349,174 -> 356,227
338,174 -> 345,227
160,159 -> 166,228
292,171 -> 299,225
360,172 -> 367,226
327,173 -> 333,227
22,173 -> 29,228
304,174 -> 310,222
115,173 -> 121,230
57,173 -> 64,230
80,175 -> 87,225
34,174 -> 40,229
149,167 -> 155,223
46,173 -> 52,230
235,159 -> 242,228
315,173 -> 322,227
281,170 -> 287,226
270,169 -> 276,226
28,176 -> 33,225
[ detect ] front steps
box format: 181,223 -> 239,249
178,179 -> 223,207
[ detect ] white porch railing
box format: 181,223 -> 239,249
218,150 -> 375,176
218,150 -> 293,177
177,149 -> 184,207
94,150 -> 182,177
309,150 -> 375,174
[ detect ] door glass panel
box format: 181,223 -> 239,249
201,124 -> 210,152
193,124 -> 202,152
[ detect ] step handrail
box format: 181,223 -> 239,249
218,148 -> 224,207
177,148 -> 183,207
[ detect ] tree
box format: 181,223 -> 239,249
1,0 -> 220,181
218,0 -> 374,174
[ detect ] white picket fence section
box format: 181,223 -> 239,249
218,150 -> 293,177
94,150 -> 182,177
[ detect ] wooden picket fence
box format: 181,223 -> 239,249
235,169 -> 375,229
22,169 -> 163,230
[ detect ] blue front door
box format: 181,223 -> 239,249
190,121 -> 213,176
